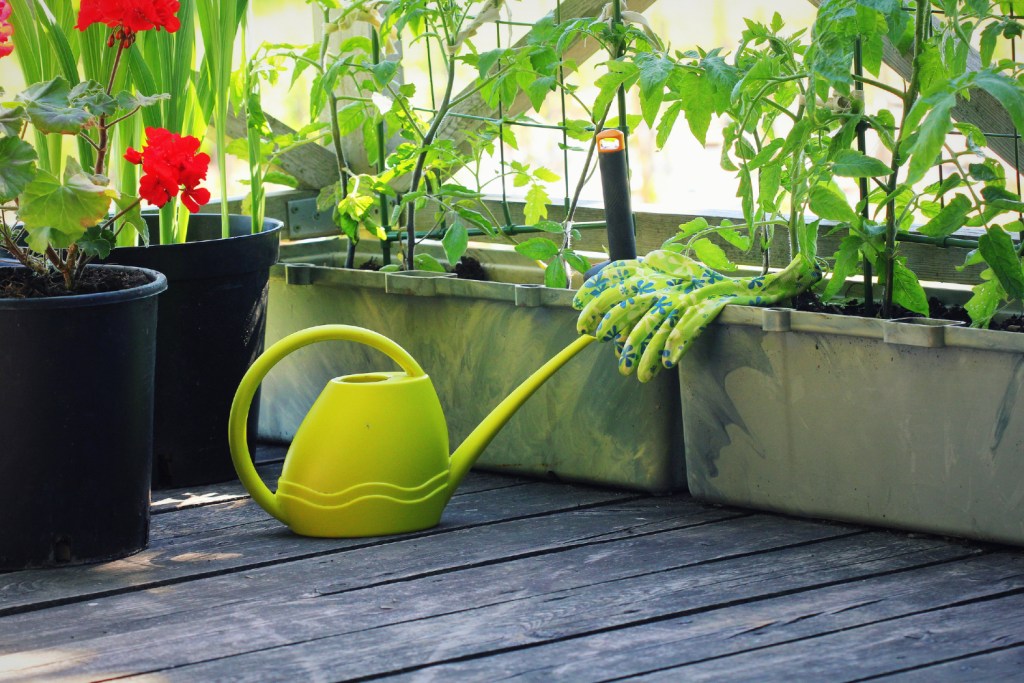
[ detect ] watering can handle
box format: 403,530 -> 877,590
228,325 -> 426,522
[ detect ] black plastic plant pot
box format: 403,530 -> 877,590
102,214 -> 281,488
0,264 -> 166,569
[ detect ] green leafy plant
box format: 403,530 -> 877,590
670,0 -> 1024,324
0,0 -> 210,292
127,0 -> 211,244
574,0 -> 1024,381
510,7 -> 684,286
197,0 -> 246,238
235,0 -> 568,274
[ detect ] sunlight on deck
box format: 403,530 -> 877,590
152,492 -> 241,509
0,649 -> 144,683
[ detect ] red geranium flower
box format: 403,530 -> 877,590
124,127 -> 211,213
75,0 -> 181,37
0,1 -> 14,60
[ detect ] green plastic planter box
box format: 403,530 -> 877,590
257,241 -> 684,493
680,304 -> 1024,546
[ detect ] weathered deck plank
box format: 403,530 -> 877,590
390,550 -> 1020,681
113,530 -> 978,681
0,507 -> 771,678
1,455 -> 1022,683
632,593 -> 1024,681
871,644 -> 1024,681
0,468 -> 636,616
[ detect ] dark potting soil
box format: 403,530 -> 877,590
790,292 -> 1022,333
454,256 -> 487,281
357,256 -> 488,280
0,267 -> 150,299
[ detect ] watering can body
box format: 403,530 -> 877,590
278,371 -> 451,537
229,324 -> 595,538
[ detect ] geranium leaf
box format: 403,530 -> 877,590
0,104 -> 27,136
115,91 -> 171,111
0,136 -> 38,202
16,77 -> 94,135
19,158 -> 116,246
114,193 -> 148,246
77,226 -> 117,259
69,80 -> 118,117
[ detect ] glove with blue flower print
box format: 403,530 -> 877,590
573,250 -> 820,382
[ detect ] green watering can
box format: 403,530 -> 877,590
228,325 -> 595,538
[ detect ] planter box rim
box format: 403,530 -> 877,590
717,303 -> 1024,354
271,261 -> 577,309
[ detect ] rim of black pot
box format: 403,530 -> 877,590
102,214 -> 282,279
135,213 -> 284,247
0,264 -> 168,310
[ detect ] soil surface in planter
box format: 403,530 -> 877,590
454,256 -> 487,281
792,292 -> 1023,333
357,255 -> 488,280
0,267 -> 150,298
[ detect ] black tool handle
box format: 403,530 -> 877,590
596,129 -> 636,262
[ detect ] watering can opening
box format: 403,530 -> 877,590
338,373 -> 394,384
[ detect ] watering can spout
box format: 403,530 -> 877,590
446,334 -> 597,499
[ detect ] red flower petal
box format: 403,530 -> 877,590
75,0 -> 180,34
132,127 -> 209,213
0,0 -> 13,59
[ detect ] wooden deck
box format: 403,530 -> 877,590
2,447 -> 1024,682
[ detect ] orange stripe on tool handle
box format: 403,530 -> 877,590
597,128 -> 625,154
595,128 -> 635,261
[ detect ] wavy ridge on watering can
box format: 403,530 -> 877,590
228,324 -> 595,538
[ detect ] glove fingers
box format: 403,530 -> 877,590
595,292 -> 659,342
577,281 -> 634,335
665,297 -> 730,366
618,295 -> 675,376
611,329 -> 630,360
636,310 -> 681,382
572,260 -> 642,310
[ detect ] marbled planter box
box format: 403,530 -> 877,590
680,304 -> 1024,545
258,242 -> 684,493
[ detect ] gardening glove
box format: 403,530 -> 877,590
574,251 -> 821,382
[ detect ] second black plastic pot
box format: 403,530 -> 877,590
103,214 -> 281,488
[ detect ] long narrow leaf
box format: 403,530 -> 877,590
35,0 -> 80,85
